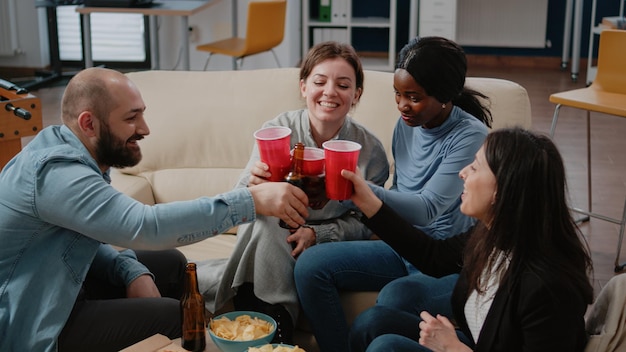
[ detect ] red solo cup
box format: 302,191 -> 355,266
322,140 -> 361,200
254,126 -> 292,181
302,147 -> 325,176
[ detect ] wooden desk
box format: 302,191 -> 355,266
76,0 -> 226,70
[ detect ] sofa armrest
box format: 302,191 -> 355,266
110,168 -> 156,205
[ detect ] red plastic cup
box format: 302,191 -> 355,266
302,147 -> 325,176
254,126 -> 292,182
322,140 -> 361,200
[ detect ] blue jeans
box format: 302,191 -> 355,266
365,331 -> 473,352
294,240 -> 411,352
368,334 -> 430,352
349,273 -> 459,352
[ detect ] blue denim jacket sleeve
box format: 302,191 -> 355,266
32,148 -> 256,249
89,245 -> 152,286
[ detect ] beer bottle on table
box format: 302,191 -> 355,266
181,262 -> 206,352
279,142 -> 305,229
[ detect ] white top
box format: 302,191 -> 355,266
464,251 -> 509,343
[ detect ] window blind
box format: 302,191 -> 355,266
57,5 -> 146,62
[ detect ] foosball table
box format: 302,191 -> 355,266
0,79 -> 43,170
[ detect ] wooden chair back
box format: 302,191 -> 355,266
593,29 -> 626,94
243,0 -> 287,56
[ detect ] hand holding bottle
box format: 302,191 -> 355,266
279,142 -> 306,229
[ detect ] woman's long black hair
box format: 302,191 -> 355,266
464,128 -> 593,304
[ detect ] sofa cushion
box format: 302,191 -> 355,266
147,168 -> 243,203
114,69 -> 531,203
110,169 -> 155,205
465,77 -> 532,129
120,69 -> 305,176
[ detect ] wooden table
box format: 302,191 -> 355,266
76,0 -> 230,70
121,334 -> 221,351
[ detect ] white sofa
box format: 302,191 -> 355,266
111,68 -> 532,351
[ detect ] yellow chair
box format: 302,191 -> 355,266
196,0 -> 286,70
549,29 -> 626,272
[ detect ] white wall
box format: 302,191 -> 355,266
0,0 -> 301,72
0,2 -> 49,68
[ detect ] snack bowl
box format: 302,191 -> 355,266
208,311 -> 276,352
248,343 -> 306,351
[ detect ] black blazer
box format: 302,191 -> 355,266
363,203 -> 587,352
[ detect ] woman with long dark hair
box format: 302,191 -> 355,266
346,127 -> 594,351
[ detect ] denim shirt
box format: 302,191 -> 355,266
0,125 -> 256,351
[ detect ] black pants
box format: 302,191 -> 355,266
58,249 -> 187,352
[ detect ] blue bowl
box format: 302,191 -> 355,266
248,343 -> 303,351
208,311 -> 276,352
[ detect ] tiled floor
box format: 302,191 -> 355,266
23,63 -> 626,295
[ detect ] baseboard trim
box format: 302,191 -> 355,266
466,54 -> 589,70
0,67 -> 45,81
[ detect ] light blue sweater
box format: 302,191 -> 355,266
371,106 -> 488,239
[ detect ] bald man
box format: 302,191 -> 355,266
0,67 -> 309,352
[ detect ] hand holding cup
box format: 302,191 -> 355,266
323,140 -> 361,200
340,169 -> 383,218
254,126 -> 292,182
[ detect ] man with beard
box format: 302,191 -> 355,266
0,67 -> 309,352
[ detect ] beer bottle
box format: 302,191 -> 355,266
181,262 -> 206,352
284,142 -> 305,188
279,142 -> 305,229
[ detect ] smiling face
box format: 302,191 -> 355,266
300,57 -> 362,132
393,68 -> 449,129
459,145 -> 497,225
94,78 -> 149,169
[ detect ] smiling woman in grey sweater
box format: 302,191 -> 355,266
199,41 -> 389,345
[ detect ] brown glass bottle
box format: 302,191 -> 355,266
180,262 -> 206,352
279,142 -> 305,229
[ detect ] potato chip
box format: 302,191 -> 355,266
248,345 -> 273,352
209,314 -> 274,341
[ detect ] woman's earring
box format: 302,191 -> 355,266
442,103 -> 446,109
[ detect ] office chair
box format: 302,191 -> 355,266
549,29 -> 626,272
196,0 -> 286,70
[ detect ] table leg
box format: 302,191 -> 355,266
570,0 -> 583,81
409,0 -> 418,39
149,15 -> 159,70
81,13 -> 93,68
561,0 -> 572,69
232,0 -> 238,70
180,16 -> 190,70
